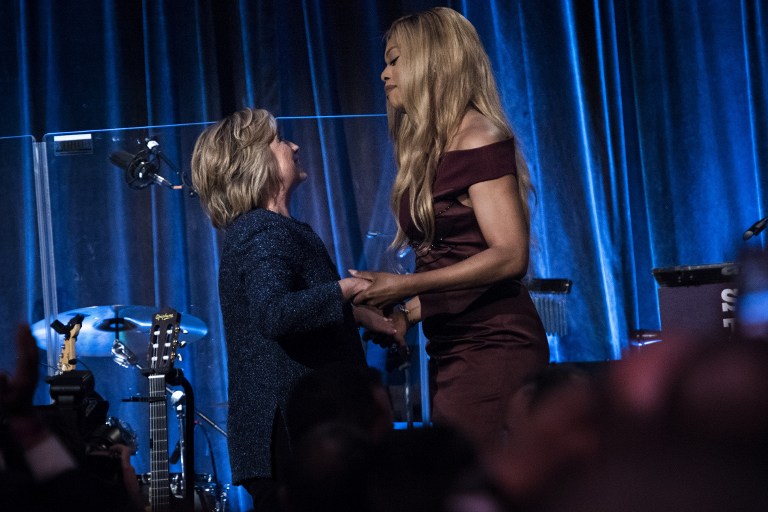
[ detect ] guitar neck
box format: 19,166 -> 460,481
149,374 -> 170,512
145,307 -> 182,512
58,339 -> 77,372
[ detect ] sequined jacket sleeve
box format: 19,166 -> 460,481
222,211 -> 346,340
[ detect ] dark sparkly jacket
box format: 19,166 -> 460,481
218,208 -> 365,483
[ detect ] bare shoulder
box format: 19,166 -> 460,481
448,110 -> 506,151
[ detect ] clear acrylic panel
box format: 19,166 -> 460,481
39,122 -> 226,487
34,115 -> 429,508
0,135 -> 41,375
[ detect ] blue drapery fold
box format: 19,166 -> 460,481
2,1 -> 767,510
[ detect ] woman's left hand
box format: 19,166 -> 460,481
349,270 -> 409,309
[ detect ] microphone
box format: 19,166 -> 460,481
109,150 -> 175,189
743,216 -> 768,240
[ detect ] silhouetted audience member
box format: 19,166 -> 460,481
284,249 -> 768,512
278,363 -> 394,511
367,425 -> 505,512
541,334 -> 768,512
488,364 -> 600,510
0,325 -> 142,512
285,362 -> 393,446
281,422 -> 373,512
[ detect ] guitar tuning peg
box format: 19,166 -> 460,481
179,340 -> 188,348
176,353 -> 183,362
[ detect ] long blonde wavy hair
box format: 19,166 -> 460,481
191,108 -> 282,229
385,7 -> 534,251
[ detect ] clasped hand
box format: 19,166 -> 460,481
341,270 -> 410,348
348,269 -> 408,309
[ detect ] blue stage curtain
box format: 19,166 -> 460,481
2,1 -> 767,509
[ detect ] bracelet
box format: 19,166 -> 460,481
397,303 -> 416,326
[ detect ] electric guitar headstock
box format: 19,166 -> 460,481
51,313 -> 85,373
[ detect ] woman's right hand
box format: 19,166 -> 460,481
348,270 -> 411,309
338,276 -> 372,301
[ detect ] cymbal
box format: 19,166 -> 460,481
31,305 -> 208,357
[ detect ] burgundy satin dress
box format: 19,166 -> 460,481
399,138 -> 549,450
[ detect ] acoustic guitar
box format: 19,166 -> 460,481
144,307 -> 182,512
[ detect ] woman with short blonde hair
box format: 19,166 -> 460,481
191,108 -> 393,511
191,108 -> 283,229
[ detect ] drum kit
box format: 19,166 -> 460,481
31,304 -> 230,512
31,304 -> 208,361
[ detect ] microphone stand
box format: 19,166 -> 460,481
171,392 -> 186,484
195,410 -> 228,438
146,138 -> 197,196
167,369 -> 195,512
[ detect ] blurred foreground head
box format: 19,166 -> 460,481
544,328 -> 768,511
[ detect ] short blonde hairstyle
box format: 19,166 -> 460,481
191,108 -> 282,229
385,7 -> 533,250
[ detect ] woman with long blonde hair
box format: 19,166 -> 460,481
353,7 -> 549,452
